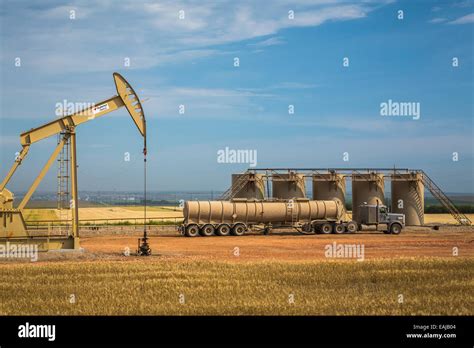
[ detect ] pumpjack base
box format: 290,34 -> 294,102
137,232 -> 151,256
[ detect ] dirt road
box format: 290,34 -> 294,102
75,225 -> 474,262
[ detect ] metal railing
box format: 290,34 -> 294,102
219,173 -> 252,200
420,171 -> 471,225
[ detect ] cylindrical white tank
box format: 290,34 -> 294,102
391,172 -> 424,226
312,173 -> 346,219
272,172 -> 306,199
352,173 -> 385,221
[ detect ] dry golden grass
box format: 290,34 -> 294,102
0,258 -> 471,315
77,207 -> 182,221
23,209 -> 58,221
424,214 -> 474,224
124,206 -> 182,212
24,206 -> 183,223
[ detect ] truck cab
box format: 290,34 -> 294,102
356,203 -> 405,234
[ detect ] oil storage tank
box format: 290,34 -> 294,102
312,173 -> 346,217
352,173 -> 385,221
231,173 -> 265,199
272,172 -> 306,199
391,172 -> 424,226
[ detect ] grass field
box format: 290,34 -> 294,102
123,206 -> 181,212
424,214 -> 474,224
22,209 -> 58,221
0,258 -> 472,315
24,206 -> 183,223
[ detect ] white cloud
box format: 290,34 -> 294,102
448,13 -> 474,24
248,37 -> 286,48
37,5 -> 93,20
0,0 -> 392,74
429,17 -> 448,24
139,86 -> 276,119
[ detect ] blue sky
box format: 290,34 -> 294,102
0,0 -> 473,193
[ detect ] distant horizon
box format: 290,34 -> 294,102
20,190 -> 474,196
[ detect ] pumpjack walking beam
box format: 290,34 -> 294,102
0,73 -> 147,250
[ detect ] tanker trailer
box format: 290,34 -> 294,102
179,198 -> 358,237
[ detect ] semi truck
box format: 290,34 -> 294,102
179,198 -> 405,237
357,203 -> 405,234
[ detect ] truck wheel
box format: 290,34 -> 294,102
334,224 -> 345,234
216,224 -> 231,236
200,224 -> 215,236
346,221 -> 357,234
390,223 -> 402,235
320,223 -> 333,234
232,223 -> 246,236
185,224 -> 200,237
312,224 -> 321,234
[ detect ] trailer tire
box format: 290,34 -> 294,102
232,223 -> 246,236
200,224 -> 215,236
346,221 -> 358,234
312,223 -> 321,234
320,223 -> 333,234
389,223 -> 402,235
185,224 -> 200,237
334,223 -> 345,234
216,224 -> 231,236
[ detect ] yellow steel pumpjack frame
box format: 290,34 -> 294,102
0,73 -> 146,250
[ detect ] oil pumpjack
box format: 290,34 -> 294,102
0,73 -> 150,253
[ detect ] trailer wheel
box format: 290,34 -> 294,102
216,224 -> 231,236
185,224 -> 200,237
389,223 -> 402,235
312,223 -> 321,234
346,221 -> 358,234
232,223 -> 246,236
320,223 -> 333,234
334,224 -> 345,234
200,224 -> 215,236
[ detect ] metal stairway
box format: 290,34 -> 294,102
421,171 -> 471,225
219,172 -> 251,200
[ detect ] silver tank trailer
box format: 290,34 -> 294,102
182,199 -> 344,236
